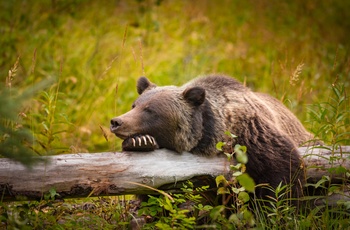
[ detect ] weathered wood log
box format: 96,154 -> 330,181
300,146 -> 350,183
0,146 -> 349,201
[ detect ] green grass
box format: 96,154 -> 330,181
1,0 -> 349,228
1,0 -> 349,153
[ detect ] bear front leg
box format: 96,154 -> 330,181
122,134 -> 159,152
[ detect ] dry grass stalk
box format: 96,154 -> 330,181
98,55 -> 118,79
139,39 -> 145,76
31,48 -> 37,74
122,24 -> 128,50
7,56 -> 20,89
290,62 -> 304,86
131,46 -> 137,62
99,124 -> 108,142
115,24 -> 128,80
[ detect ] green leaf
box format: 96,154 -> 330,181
237,174 -> 255,192
235,151 -> 248,164
225,131 -> 237,138
234,144 -> 248,164
41,122 -> 49,131
156,223 -> 172,229
224,152 -> 232,160
314,176 -> 329,188
328,185 -> 340,194
229,213 -> 240,225
232,187 -> 245,194
44,193 -> 50,200
230,163 -> 242,171
243,210 -> 255,226
335,166 -> 347,174
49,188 -> 57,198
202,205 -> 213,212
210,205 -> 225,220
216,175 -> 228,187
216,141 -> 225,151
44,108 -> 50,115
234,144 -> 247,154
217,187 -> 230,195
232,171 -> 243,177
238,191 -> 250,203
163,197 -> 174,212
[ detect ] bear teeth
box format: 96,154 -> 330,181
137,137 -> 142,146
146,135 -> 153,145
128,135 -> 157,148
151,136 -> 156,146
142,136 -> 147,145
146,135 -> 153,144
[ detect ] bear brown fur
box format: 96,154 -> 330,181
110,75 -> 315,199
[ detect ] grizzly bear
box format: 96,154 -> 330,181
110,75 -> 314,199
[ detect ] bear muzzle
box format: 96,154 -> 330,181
110,118 -> 126,137
110,117 -> 159,151
110,116 -> 145,140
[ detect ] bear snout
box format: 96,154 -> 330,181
110,118 -> 123,133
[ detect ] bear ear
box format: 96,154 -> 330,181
137,76 -> 157,95
183,86 -> 206,106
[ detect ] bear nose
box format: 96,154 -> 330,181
110,118 -> 123,131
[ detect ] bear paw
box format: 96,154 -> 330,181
122,134 -> 159,152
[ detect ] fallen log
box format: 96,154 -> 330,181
0,146 -> 349,201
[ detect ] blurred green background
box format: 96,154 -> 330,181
1,0 -> 349,157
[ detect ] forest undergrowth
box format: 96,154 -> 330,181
1,0 -> 349,229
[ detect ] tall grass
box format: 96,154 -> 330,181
0,0 -> 349,153
0,1 -> 349,228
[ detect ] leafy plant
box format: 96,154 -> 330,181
302,81 -> 350,229
0,58 -> 53,166
257,183 -> 297,228
307,83 -> 350,147
138,182 -> 212,229
215,131 -> 256,228
29,83 -> 73,156
306,81 -> 350,190
1,196 -> 136,229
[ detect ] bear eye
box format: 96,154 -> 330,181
144,105 -> 160,118
131,103 -> 136,109
144,106 -> 154,114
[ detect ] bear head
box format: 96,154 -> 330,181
110,77 -> 207,153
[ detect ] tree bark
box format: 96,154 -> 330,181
0,146 -> 349,201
